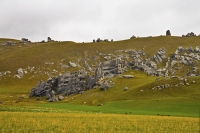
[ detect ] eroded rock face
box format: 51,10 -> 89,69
29,69 -> 101,101
29,80 -> 52,97
29,58 -> 126,101
99,79 -> 113,91
29,45 -> 200,102
152,48 -> 166,63
100,58 -> 127,78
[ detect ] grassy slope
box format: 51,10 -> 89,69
1,36 -> 200,72
1,36 -> 200,86
0,36 -> 200,117
34,70 -> 200,117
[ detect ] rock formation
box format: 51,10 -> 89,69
6,41 -> 13,46
28,45 -> 200,102
182,32 -> 196,37
47,37 -> 52,42
166,30 -> 171,36
14,68 -> 26,79
21,38 -> 29,42
130,35 -> 136,39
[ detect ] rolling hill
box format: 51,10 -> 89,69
0,36 -> 200,117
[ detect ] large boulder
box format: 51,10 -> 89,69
100,58 -> 127,78
29,69 -> 93,102
96,38 -> 101,42
123,87 -> 128,91
166,30 -> 171,36
122,75 -> 134,78
36,97 -> 41,101
6,41 -> 14,46
99,80 -> 113,91
130,35 -> 136,39
14,68 -> 25,79
58,95 -> 64,101
194,46 -> 200,53
69,62 -> 77,67
47,37 -> 51,42
20,38 -> 29,43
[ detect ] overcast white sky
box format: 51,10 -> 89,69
0,0 -> 200,42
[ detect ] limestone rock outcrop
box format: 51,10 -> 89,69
166,30 -> 171,36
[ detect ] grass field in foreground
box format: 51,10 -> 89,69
34,98 -> 200,117
0,112 -> 198,133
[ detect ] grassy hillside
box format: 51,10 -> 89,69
0,36 -> 200,117
1,36 -> 200,72
32,70 -> 200,117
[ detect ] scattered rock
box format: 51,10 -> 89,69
192,81 -> 196,84
122,75 -> 134,78
100,80 -> 113,91
21,38 -> 28,42
123,87 -> 128,91
19,95 -> 24,98
45,62 -> 54,65
28,45 -> 200,102
21,38 -> 29,42
61,65 -> 69,69
36,97 -> 41,101
79,91 -> 85,94
6,41 -> 14,46
96,38 -> 101,42
14,68 -> 24,79
69,62 -> 77,67
104,39 -> 109,42
58,95 -> 64,101
182,32 -> 196,37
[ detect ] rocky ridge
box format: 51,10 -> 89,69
27,45 -> 200,102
